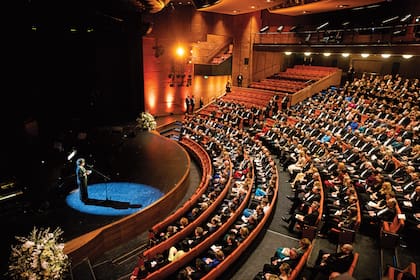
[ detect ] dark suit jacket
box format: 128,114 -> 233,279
325,252 -> 355,273
303,209 -> 319,226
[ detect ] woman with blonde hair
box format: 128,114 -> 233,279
279,262 -> 292,280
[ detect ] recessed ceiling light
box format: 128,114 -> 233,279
303,10 -> 310,14
361,53 -> 370,58
304,52 -> 311,56
323,52 -> 331,57
381,54 -> 391,58
342,53 -> 350,57
337,4 -> 349,8
402,54 -> 413,59
251,5 -> 255,9
285,51 -> 292,55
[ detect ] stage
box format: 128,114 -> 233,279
1,125 -> 189,276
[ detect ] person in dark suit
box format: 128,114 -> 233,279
311,243 -> 355,280
283,201 -> 320,233
76,158 -> 91,203
185,95 -> 191,114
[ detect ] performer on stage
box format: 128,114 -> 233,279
76,158 -> 91,203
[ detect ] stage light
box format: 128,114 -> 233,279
381,54 -> 391,58
382,16 -> 399,25
361,53 -> 370,58
67,149 -> 77,161
402,54 -> 413,59
400,14 -> 411,22
284,51 -> 292,55
289,25 -> 298,32
323,52 -> 331,57
260,25 -> 269,33
342,53 -> 350,57
277,25 -> 284,33
316,22 -> 329,31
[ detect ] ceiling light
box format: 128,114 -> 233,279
381,54 -> 391,58
304,52 -> 311,56
342,53 -> 350,57
323,53 -> 331,57
285,51 -> 292,55
260,26 -> 269,33
361,53 -> 370,58
402,54 -> 413,59
303,10 -> 310,14
337,4 -> 349,8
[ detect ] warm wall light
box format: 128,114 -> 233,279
285,51 -> 292,55
402,54 -> 413,59
176,47 -> 185,57
304,52 -> 311,56
323,52 -> 331,57
361,53 -> 370,58
381,54 -> 391,58
342,53 -> 350,57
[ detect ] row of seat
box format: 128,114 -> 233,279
142,138 -> 216,259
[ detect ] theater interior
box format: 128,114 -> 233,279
3,0 -> 420,279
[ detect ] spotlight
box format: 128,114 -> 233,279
382,16 -> 399,25
260,25 -> 269,33
289,25 -> 298,32
400,14 -> 412,23
67,149 -> 77,161
277,25 -> 284,33
316,22 -> 329,31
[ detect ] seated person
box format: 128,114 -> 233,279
311,244 -> 354,280
273,238 -> 311,260
282,201 -> 320,233
201,250 -> 225,271
263,247 -> 301,275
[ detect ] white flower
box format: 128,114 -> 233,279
8,227 -> 70,280
136,112 -> 157,130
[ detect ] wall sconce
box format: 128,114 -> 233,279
277,25 -> 284,33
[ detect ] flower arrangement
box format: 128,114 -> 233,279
136,112 -> 157,131
8,227 -> 70,280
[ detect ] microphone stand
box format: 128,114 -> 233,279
88,166 -> 111,201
